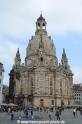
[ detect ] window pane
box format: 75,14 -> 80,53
51,100 -> 54,105
40,67 -> 44,71
0,79 -> 1,83
0,72 -> 2,75
50,87 -> 52,95
60,80 -> 62,87
50,78 -> 52,86
60,88 -> 62,95
0,87 -> 1,94
40,76 -> 44,85
40,86 -> 44,89
31,78 -> 33,86
40,90 -> 44,94
21,80 -> 23,87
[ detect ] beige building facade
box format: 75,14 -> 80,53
9,13 -> 74,107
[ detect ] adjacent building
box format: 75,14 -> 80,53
9,13 -> 74,107
0,62 -> 5,103
2,85 -> 9,103
73,83 -> 82,105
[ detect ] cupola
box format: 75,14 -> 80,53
35,12 -> 47,35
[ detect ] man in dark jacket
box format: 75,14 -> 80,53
25,108 -> 28,118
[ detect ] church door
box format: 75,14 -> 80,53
40,99 -> 44,107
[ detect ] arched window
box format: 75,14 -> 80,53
60,80 -> 62,87
39,76 -> 44,94
31,78 -> 33,86
42,23 -> 45,29
60,88 -> 62,96
50,78 -> 52,86
38,23 -> 40,29
41,57 -> 43,61
50,87 -> 52,95
21,79 -> 23,87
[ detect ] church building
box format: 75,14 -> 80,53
9,13 -> 74,107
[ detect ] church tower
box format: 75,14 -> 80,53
14,48 -> 21,80
14,48 -> 21,67
61,48 -> 69,69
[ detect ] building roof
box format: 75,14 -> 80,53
0,62 -> 5,72
73,84 -> 82,92
37,13 -> 45,21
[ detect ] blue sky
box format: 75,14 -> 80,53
0,0 -> 82,85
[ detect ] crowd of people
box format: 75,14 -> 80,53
0,105 -> 82,121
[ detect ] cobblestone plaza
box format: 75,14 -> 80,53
0,109 -> 82,124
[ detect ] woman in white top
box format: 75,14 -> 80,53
73,108 -> 76,117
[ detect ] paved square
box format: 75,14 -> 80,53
0,109 -> 82,124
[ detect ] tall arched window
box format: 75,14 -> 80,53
60,88 -> 62,96
50,87 -> 52,95
31,78 -> 33,86
60,80 -> 62,87
50,78 -> 52,86
39,76 -> 44,94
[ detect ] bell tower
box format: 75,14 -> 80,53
35,12 -> 47,35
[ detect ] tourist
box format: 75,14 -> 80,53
11,111 -> 14,121
31,108 -> 33,116
55,108 -> 60,120
8,107 -> 11,115
25,108 -> 28,118
73,108 -> 76,117
49,112 -> 52,120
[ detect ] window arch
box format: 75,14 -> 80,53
31,78 -> 33,86
39,76 -> 44,94
50,78 -> 52,86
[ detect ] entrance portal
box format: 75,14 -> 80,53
40,99 -> 44,107
61,100 -> 64,107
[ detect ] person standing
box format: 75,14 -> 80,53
11,111 -> 14,121
31,108 -> 33,116
25,108 -> 28,118
73,108 -> 76,117
55,108 -> 60,120
49,112 -> 52,120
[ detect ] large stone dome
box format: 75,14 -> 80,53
26,14 -> 56,58
27,35 -> 56,57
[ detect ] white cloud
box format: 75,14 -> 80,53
0,36 -> 26,65
0,0 -> 82,39
71,67 -> 82,84
0,0 -> 82,85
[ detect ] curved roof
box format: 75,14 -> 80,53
37,14 -> 45,21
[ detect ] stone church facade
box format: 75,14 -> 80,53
9,13 -> 74,107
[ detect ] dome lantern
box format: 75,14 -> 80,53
35,12 -> 47,35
